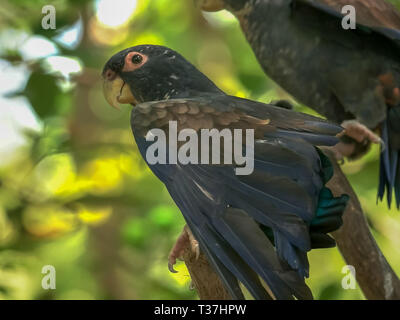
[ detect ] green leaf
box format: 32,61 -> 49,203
23,71 -> 65,118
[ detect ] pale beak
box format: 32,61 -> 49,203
102,74 -> 136,110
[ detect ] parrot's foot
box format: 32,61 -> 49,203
341,120 -> 382,145
332,120 -> 383,160
168,225 -> 200,273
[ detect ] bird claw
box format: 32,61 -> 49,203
184,225 -> 200,260
168,261 -> 178,274
341,120 -> 381,145
191,239 -> 200,260
331,120 -> 384,159
168,225 -> 200,273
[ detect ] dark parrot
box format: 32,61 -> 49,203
198,0 -> 400,208
102,44 -> 348,300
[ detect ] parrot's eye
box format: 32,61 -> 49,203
122,52 -> 148,72
132,54 -> 143,64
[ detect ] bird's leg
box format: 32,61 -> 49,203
168,225 -> 200,273
332,120 -> 383,160
340,120 -> 382,145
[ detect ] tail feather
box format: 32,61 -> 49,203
261,187 -> 347,251
310,233 -> 336,248
269,129 -> 340,146
194,223 -> 271,300
274,230 -> 310,278
309,187 -> 347,247
169,181 -> 271,300
212,208 -> 312,300
396,166 -> 400,208
390,150 -> 399,206
378,117 -> 400,209
191,228 -> 246,300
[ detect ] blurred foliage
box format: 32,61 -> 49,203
0,0 -> 399,300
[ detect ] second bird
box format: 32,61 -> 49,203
198,0 -> 400,208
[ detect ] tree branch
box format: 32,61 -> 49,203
181,148 -> 400,300
182,246 -> 232,300
322,147 -> 400,300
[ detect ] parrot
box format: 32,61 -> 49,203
197,0 -> 400,208
102,44 -> 348,300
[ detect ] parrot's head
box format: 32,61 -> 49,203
196,0 -> 248,12
102,44 -> 221,109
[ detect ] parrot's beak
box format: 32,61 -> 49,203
102,71 -> 137,110
195,0 -> 225,12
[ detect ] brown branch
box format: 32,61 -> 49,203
322,147 -> 400,300
182,247 -> 232,300
181,148 -> 400,300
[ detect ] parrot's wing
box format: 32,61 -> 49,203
224,95 -> 343,146
130,96 -> 345,300
292,0 -> 400,47
132,94 -> 343,145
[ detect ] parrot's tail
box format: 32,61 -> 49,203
378,107 -> 400,209
261,150 -> 349,250
310,187 -> 348,248
310,150 -> 348,248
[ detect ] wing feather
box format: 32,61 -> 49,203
293,0 -> 400,45
130,95 -> 343,299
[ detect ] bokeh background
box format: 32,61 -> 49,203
0,0 -> 400,300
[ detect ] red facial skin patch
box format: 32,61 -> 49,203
123,52 -> 149,72
378,73 -> 400,106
